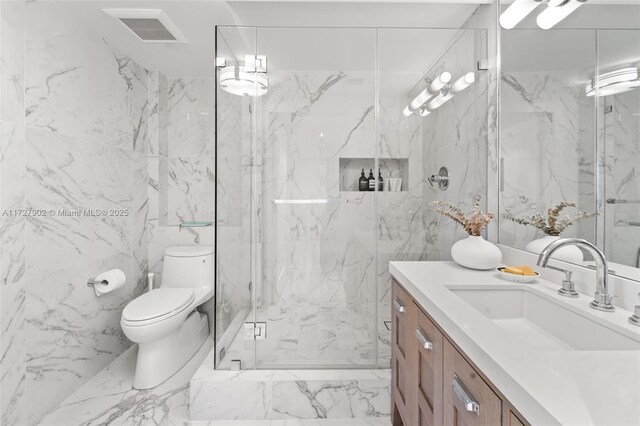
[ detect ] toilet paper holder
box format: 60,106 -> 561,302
87,278 -> 108,287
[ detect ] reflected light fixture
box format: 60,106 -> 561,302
537,0 -> 587,30
586,67 -> 640,97
218,55 -> 268,97
219,66 -> 268,96
500,0 -> 587,30
403,71 -> 452,116
499,0 -> 544,30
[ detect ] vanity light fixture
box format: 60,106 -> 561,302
499,0 -> 544,30
537,0 -> 587,30
218,54 -> 268,97
586,67 -> 640,97
422,72 -> 476,114
403,71 -> 452,116
500,0 -> 587,30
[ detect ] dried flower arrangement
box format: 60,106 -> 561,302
431,195 -> 494,237
502,196 -> 598,236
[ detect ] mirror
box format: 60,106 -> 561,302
498,5 -> 640,282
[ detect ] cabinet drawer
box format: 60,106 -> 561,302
415,305 -> 444,426
443,340 -> 501,426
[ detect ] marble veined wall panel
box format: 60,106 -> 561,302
0,1 -> 27,424
23,2 -> 148,422
422,29 -> 489,261
499,72 -> 595,249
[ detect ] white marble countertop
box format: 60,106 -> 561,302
390,261 -> 640,426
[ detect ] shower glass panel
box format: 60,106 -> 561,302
215,26 -> 256,369
215,25 -> 492,370
254,27 -> 378,368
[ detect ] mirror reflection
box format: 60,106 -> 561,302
499,19 -> 640,281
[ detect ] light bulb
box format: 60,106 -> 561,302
409,89 -> 433,111
537,0 -> 585,30
499,0 -> 543,29
450,72 -> 476,94
428,71 -> 452,93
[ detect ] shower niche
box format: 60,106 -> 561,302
339,157 -> 409,192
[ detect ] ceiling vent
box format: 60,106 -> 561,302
103,9 -> 188,43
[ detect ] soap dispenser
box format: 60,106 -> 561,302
368,169 -> 375,191
359,169 -> 368,191
378,169 -> 384,192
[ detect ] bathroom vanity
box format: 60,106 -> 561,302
390,261 -> 640,426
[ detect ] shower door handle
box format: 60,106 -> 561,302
393,298 -> 406,314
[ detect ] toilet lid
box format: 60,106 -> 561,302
122,288 -> 195,322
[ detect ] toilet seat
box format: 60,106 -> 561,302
122,288 -> 195,325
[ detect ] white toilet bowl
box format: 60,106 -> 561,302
121,246 -> 214,389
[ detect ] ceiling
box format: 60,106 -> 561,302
57,1 -> 482,79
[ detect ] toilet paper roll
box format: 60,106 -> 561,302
94,269 -> 126,296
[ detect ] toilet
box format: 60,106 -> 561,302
121,246 -> 214,389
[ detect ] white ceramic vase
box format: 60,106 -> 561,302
525,235 -> 583,264
451,235 -> 502,270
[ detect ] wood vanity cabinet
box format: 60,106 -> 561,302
391,279 -> 528,426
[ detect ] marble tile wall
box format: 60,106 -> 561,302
147,75 -> 215,279
255,70 -> 378,367
498,72 -> 596,249
146,74 -> 216,341
191,353 -> 391,421
0,1 -> 26,425
1,1 -> 154,423
422,29 -> 490,261
166,78 -> 215,225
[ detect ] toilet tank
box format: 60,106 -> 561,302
161,246 -> 214,292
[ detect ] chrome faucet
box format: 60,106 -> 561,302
537,237 -> 615,313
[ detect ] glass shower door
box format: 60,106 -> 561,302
253,27 -> 378,368
215,26 -> 257,369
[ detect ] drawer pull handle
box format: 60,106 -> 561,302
416,328 -> 433,350
452,375 -> 480,415
394,298 -> 406,314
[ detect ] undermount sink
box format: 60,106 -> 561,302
448,286 -> 640,352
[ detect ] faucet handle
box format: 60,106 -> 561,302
546,266 -> 579,298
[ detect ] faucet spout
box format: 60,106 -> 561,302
536,237 -> 614,312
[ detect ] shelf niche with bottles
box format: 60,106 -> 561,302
339,157 -> 408,192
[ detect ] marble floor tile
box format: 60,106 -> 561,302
39,338 -> 213,426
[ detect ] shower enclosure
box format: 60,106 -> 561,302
215,26 -> 490,370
